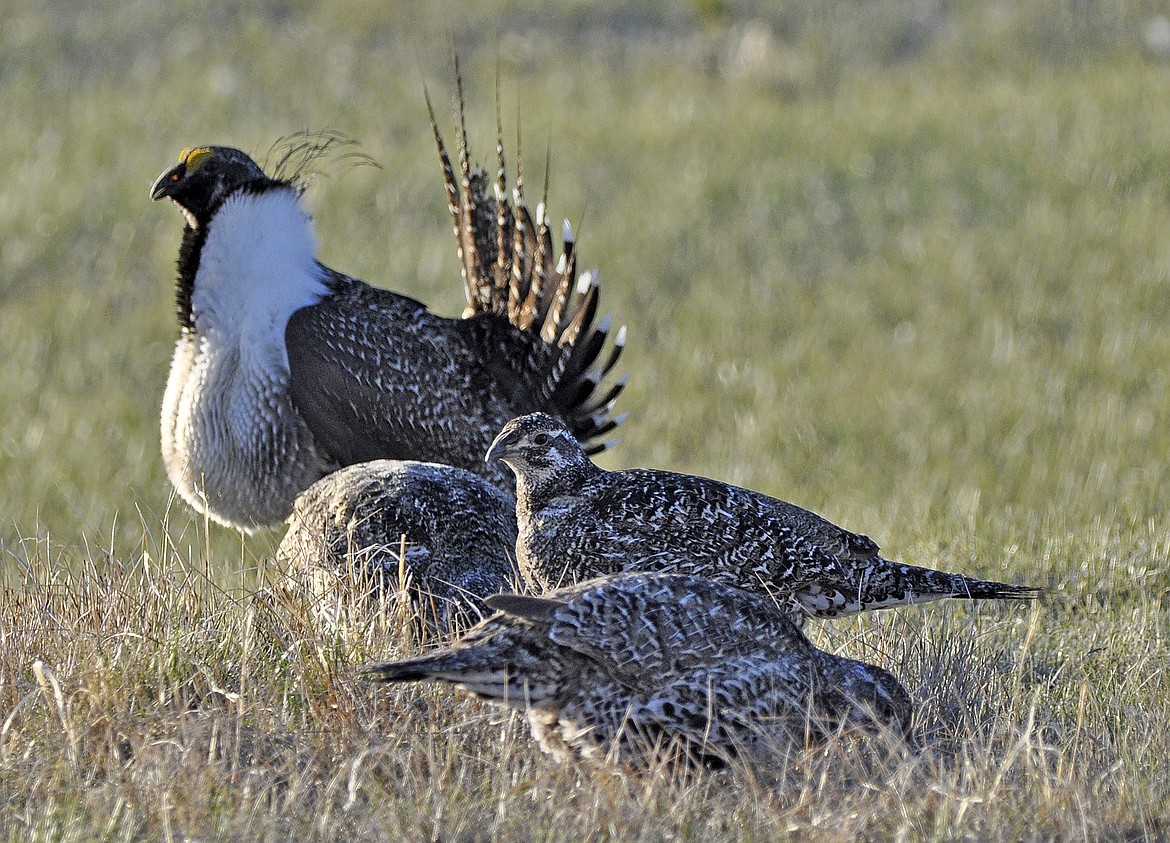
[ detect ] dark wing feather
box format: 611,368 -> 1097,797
286,276 -> 515,489
577,468 -> 883,570
286,271 -> 621,491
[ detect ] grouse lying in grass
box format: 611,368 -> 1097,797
486,413 -> 1039,619
278,460 -> 520,634
363,572 -> 912,766
150,93 -> 625,531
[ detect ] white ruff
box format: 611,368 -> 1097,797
192,188 -> 326,356
161,187 -> 330,530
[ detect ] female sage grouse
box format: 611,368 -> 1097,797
486,413 -> 1039,619
150,93 -> 625,531
363,572 -> 912,766
277,460 -> 520,634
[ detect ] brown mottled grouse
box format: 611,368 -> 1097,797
149,90 -> 625,531
278,460 -> 520,633
363,572 -> 912,766
486,412 -> 1039,619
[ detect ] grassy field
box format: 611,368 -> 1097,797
2,0 -> 1170,838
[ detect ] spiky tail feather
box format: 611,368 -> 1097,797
947,579 -> 1039,601
361,653 -> 498,684
823,562 -> 1042,618
361,658 -> 440,685
361,652 -> 528,704
425,69 -> 627,454
905,564 -> 1042,603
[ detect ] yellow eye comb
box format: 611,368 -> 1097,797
179,147 -> 214,172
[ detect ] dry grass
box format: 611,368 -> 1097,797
2,523 -> 1167,840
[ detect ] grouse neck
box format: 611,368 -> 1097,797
185,184 -> 327,341
171,176 -> 288,332
515,459 -> 599,513
175,223 -> 208,331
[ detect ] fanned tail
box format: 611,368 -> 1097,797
425,68 -> 628,454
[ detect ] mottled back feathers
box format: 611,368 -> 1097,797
278,459 -> 520,633
487,413 -> 1040,619
364,573 -> 912,765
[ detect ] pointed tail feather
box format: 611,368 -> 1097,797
493,84 -> 511,304
362,640 -> 509,686
800,560 -> 1042,619
909,564 -> 1042,603
830,563 -> 1042,618
579,374 -> 629,420
549,311 -> 628,448
943,577 -> 1042,602
361,657 -> 440,685
362,652 -> 538,704
429,72 -> 628,453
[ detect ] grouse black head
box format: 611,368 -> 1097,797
486,413 -> 595,496
150,146 -> 272,228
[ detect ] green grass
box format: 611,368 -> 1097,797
2,0 -> 1170,838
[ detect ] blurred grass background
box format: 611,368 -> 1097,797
4,0 -> 1169,582
2,0 -> 1170,837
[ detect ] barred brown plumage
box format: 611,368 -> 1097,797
486,412 -> 1041,619
277,460 -> 520,634
362,572 -> 913,766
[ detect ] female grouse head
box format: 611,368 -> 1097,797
814,655 -> 915,742
151,146 -> 272,228
486,412 -> 596,498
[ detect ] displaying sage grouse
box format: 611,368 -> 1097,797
149,102 -> 625,531
278,460 -> 520,633
363,572 -> 912,766
487,413 -> 1039,619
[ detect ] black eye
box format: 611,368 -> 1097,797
532,432 -> 551,447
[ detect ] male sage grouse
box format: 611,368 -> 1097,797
363,572 -> 912,767
149,102 -> 625,531
486,413 -> 1040,619
277,460 -> 520,634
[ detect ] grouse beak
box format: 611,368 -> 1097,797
485,426 -> 519,464
150,163 -> 185,201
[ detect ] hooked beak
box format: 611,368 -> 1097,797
150,163 -> 185,201
485,426 -> 519,464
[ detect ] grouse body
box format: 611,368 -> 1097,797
150,109 -> 625,531
486,413 -> 1039,619
278,460 -> 520,633
363,572 -> 912,766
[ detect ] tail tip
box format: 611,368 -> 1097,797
576,270 -> 598,295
